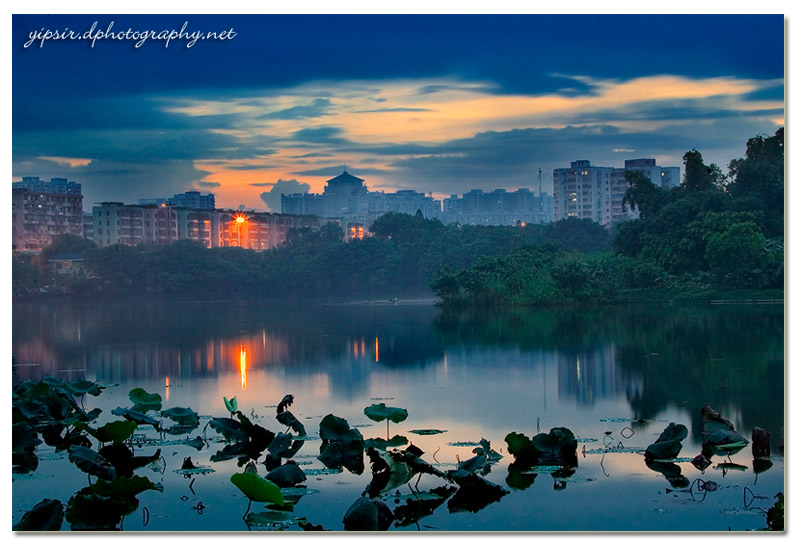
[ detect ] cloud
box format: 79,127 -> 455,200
259,179 -> 311,212
197,180 -> 221,188
258,98 -> 333,120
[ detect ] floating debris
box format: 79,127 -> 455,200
12,472 -> 54,481
174,467 -> 215,476
719,508 -> 763,517
577,438 -> 598,443
584,447 -> 644,455
304,468 -> 343,476
280,487 -> 320,496
409,429 -> 448,435
447,441 -> 481,447
557,476 -> 596,483
520,465 -> 566,474
370,397 -> 395,401
36,453 -> 65,461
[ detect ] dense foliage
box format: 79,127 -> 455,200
433,129 -> 784,305
12,213 -> 610,299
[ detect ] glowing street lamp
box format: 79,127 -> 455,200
233,213 -> 248,247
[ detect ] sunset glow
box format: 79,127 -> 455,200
12,14 -> 783,211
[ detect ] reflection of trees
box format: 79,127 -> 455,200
433,305 -> 784,446
12,301 -> 445,386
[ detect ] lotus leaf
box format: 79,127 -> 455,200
445,471 -> 508,514
342,497 -> 394,531
364,403 -> 409,424
208,417 -> 249,442
127,388 -> 162,412
161,407 -> 199,427
224,396 -> 238,414
393,486 -> 456,527
319,414 -> 359,442
266,462 -> 307,487
65,488 -> 125,530
67,445 -> 117,481
90,475 -> 164,503
64,379 -> 104,397
111,407 -> 161,431
645,423 -> 688,461
703,429 -> 749,457
230,472 -> 284,506
12,498 -> 64,531
276,410 -> 306,436
504,432 -> 538,466
75,420 -> 138,445
364,435 -> 408,450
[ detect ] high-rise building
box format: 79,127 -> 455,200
441,188 -> 553,226
12,181 -> 84,251
553,158 -> 680,226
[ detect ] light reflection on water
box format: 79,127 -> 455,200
12,300 -> 784,531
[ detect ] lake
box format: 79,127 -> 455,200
11,299 -> 785,532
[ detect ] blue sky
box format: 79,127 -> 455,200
12,13 -> 785,211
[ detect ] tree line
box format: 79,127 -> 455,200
431,129 -> 783,305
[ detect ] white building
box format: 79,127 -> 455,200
553,158 -> 680,226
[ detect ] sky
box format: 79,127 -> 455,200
11,12 -> 786,212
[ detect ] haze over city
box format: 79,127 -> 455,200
12,13 -> 784,212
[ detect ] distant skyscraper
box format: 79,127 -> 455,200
553,158 -> 680,226
139,190 -> 215,209
441,188 -> 553,226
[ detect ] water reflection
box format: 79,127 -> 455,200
12,300 -> 783,445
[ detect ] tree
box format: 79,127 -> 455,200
621,170 -> 666,219
542,217 -> 611,253
682,149 -> 724,192
727,128 -> 784,238
705,221 -> 767,288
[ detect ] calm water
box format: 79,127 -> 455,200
12,299 -> 785,532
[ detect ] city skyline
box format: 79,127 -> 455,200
12,13 -> 784,212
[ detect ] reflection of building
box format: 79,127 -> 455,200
441,188 -> 553,226
282,170 -> 442,238
553,158 -> 680,226
556,345 -> 642,406
12,185 -> 84,250
92,202 -> 330,250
